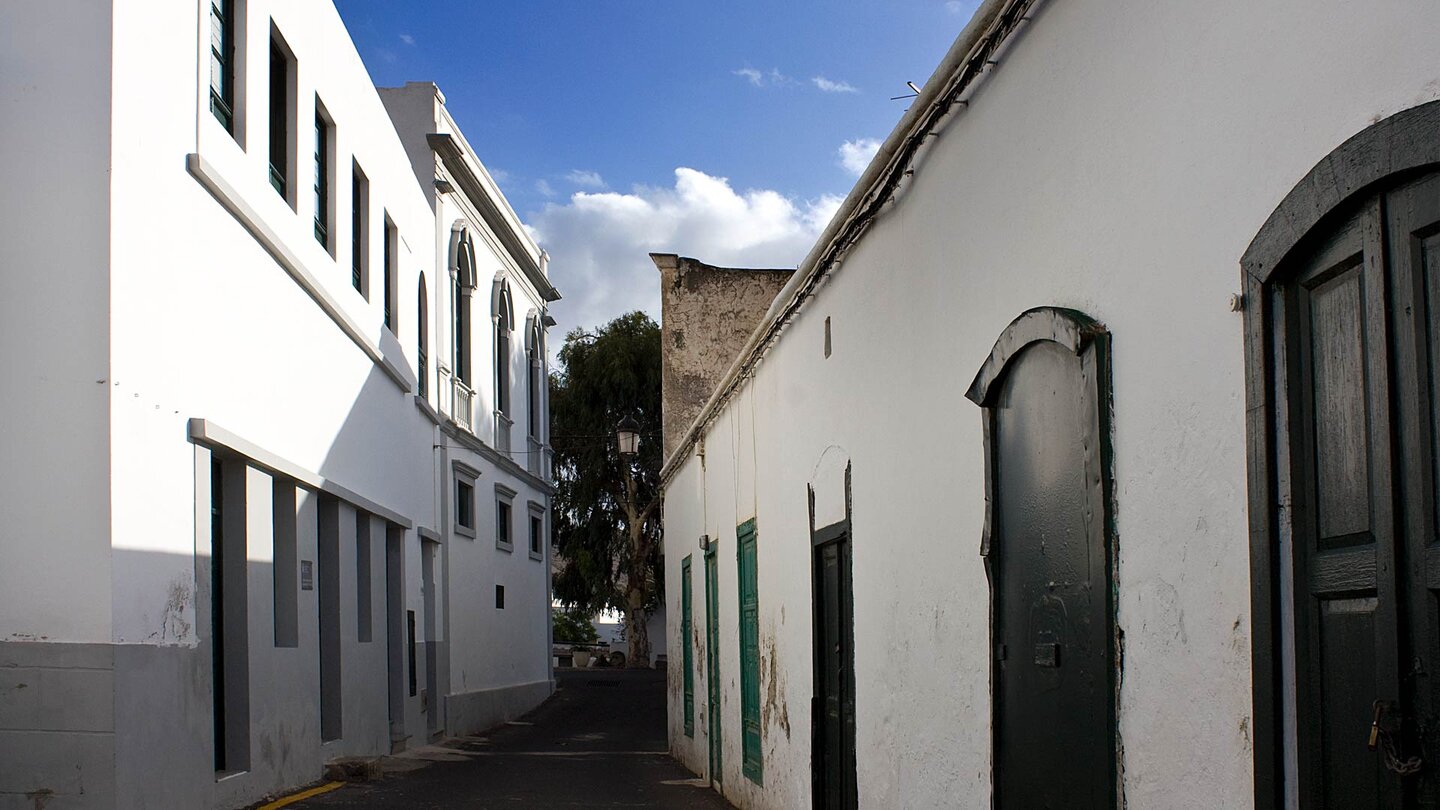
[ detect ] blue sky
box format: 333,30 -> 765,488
336,0 -> 980,333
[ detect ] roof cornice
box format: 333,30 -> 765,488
427,133 -> 561,303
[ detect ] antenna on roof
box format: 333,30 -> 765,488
890,81 -> 922,101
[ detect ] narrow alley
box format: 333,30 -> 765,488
286,669 -> 732,809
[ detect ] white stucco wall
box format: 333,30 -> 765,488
0,1 -> 563,807
382,83 -> 558,735
663,1 -> 1440,808
0,0 -> 115,646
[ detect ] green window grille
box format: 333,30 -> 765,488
737,519 -> 762,784
313,111 -> 329,247
682,555 -> 695,737
208,0 -> 234,132
351,168 -> 365,293
268,40 -> 288,197
383,221 -> 395,330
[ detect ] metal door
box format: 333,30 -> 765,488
812,523 -> 857,810
967,308 -> 1117,810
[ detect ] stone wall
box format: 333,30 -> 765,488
651,254 -> 793,460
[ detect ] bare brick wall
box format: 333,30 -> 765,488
651,253 -> 794,460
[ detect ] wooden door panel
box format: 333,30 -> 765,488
1285,195 -> 1401,808
1305,259 -> 1374,546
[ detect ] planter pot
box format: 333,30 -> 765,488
572,649 -> 592,668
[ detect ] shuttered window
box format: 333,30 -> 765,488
737,519 -> 762,784
682,555 -> 694,737
208,0 -> 235,133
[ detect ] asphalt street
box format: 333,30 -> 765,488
292,668 -> 732,809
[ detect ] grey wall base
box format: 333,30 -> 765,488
0,642 -> 116,810
445,679 -> 554,738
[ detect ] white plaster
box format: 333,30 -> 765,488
662,1 -> 1440,808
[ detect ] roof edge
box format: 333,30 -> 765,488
658,0 -> 1034,483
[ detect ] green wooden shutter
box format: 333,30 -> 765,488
682,556 -> 695,737
737,519 -> 763,785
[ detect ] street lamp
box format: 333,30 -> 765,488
616,415 -> 641,458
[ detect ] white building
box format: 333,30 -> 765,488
657,1 -> 1440,809
0,3 -> 556,809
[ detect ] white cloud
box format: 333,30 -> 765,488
535,179 -> 556,197
565,169 -> 606,189
946,0 -> 980,16
398,32 -> 415,46
838,138 -> 882,176
488,167 -> 512,184
812,76 -> 859,94
529,168 -> 842,338
733,67 -> 764,87
733,67 -> 795,88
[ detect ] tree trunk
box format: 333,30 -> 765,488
626,592 -> 650,669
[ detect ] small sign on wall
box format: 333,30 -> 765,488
301,560 -> 314,591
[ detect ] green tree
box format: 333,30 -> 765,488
550,311 -> 663,668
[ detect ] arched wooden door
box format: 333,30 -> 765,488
967,308 -> 1118,809
1244,101 -> 1440,807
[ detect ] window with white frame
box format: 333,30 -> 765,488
453,465 -> 478,538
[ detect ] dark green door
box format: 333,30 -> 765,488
738,520 -> 763,784
705,546 -> 722,785
682,556 -> 695,738
812,523 -> 856,810
1269,172 -> 1440,807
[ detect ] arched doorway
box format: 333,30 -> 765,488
1244,100 -> 1440,808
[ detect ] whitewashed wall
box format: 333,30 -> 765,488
663,1 -> 1440,808
382,83 -> 557,735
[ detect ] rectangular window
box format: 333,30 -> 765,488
313,104 -> 331,249
318,496 -> 342,742
682,555 -> 694,737
496,499 -> 512,550
272,479 -> 298,648
455,479 -> 474,531
351,163 -> 368,296
737,519 -> 762,784
529,510 -> 543,559
209,0 -> 236,132
267,35 -> 290,199
495,584 -> 505,609
406,609 -> 417,697
356,511 -> 372,644
383,217 -> 397,331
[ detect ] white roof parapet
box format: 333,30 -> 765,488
657,0 -> 1032,484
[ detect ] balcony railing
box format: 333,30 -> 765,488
452,378 -> 475,432
495,411 -> 513,455
527,436 -> 542,476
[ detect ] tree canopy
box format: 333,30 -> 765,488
550,311 -> 664,620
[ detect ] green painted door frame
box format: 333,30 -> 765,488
705,544 -> 722,784
737,519 -> 763,785
682,555 -> 695,737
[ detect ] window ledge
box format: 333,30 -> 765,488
187,153 -> 417,394
528,550 -> 543,562
496,540 -> 514,553
454,524 -> 477,540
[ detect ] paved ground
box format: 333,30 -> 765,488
294,669 -> 732,809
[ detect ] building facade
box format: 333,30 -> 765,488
0,3 -> 556,809
658,1 -> 1440,809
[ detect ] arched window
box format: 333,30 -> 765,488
449,225 -> 476,387
494,281 -> 514,418
417,273 -> 428,399
526,313 -> 543,441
